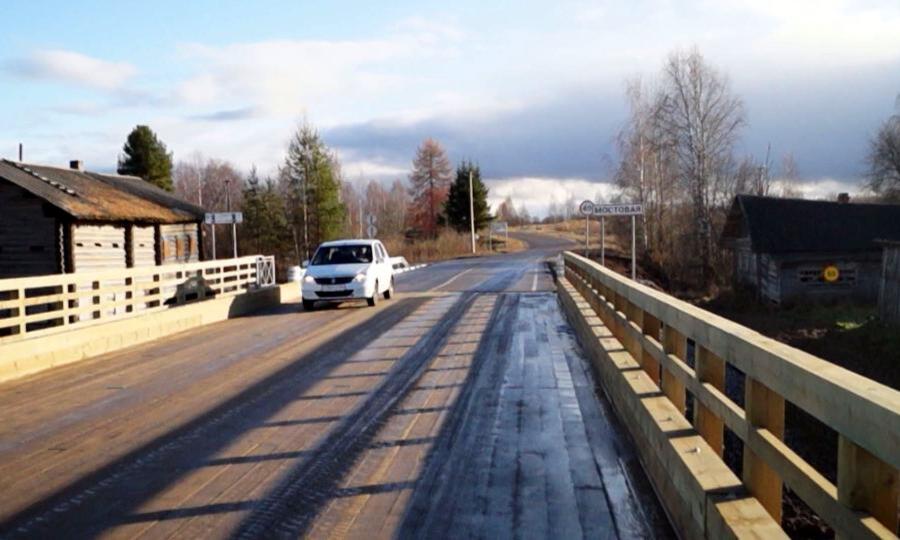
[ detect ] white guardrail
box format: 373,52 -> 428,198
0,255 -> 276,344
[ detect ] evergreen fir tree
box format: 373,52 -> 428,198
117,125 -> 174,191
445,160 -> 491,233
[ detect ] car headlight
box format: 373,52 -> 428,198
354,273 -> 366,282
303,275 -> 315,284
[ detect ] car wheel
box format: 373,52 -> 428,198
367,281 -> 378,307
383,278 -> 394,300
302,299 -> 316,311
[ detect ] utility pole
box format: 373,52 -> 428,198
225,179 -> 237,258
469,170 -> 476,254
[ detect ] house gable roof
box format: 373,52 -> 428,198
722,195 -> 900,254
0,159 -> 205,223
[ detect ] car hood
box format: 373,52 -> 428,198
305,263 -> 371,277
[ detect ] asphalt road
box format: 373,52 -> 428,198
0,232 -> 671,539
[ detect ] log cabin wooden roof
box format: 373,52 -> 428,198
0,159 -> 205,223
722,194 -> 900,254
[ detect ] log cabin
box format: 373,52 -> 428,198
721,194 -> 900,305
0,159 -> 205,278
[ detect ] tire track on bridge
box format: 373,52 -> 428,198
231,291 -> 493,539
0,298 -> 428,539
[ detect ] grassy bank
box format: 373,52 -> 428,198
382,231 -> 526,264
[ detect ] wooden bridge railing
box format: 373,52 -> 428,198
0,255 -> 276,344
562,251 -> 899,538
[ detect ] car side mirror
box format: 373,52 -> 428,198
301,260 -> 309,269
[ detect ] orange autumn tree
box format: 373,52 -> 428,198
408,138 -> 452,238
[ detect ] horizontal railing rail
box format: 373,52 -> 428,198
562,251 -> 899,538
0,255 -> 276,344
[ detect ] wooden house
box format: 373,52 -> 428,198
877,239 -> 900,324
721,195 -> 900,304
0,159 -> 205,278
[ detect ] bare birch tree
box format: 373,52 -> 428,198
867,98 -> 900,201
662,48 -> 744,285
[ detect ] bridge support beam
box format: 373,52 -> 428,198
662,326 -> 687,415
743,377 -> 785,523
694,347 -> 725,457
837,436 -> 899,534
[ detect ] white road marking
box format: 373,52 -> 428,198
531,271 -> 539,291
430,269 -> 473,291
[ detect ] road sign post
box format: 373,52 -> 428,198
204,212 -> 243,260
578,201 -> 643,280
631,215 -> 636,280
601,217 -> 605,266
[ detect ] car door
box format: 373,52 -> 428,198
375,243 -> 390,289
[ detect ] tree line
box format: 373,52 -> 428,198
114,51 -> 900,287
115,123 -> 492,271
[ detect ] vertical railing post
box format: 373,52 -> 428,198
623,300 -> 643,363
17,287 -> 25,337
837,436 -> 899,534
640,312 -> 661,385
695,346 -> 726,456
743,377 -> 785,523
662,325 -> 687,414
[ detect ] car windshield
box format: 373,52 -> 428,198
311,244 -> 373,265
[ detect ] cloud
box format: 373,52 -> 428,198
7,49 -> 137,91
487,177 -> 619,217
171,20 -> 464,120
324,87 -> 622,182
189,106 -> 262,122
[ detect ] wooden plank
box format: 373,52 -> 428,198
743,377 -> 784,523
695,346 -> 725,456
641,312 -> 661,385
837,436 -> 900,534
662,325 -> 687,414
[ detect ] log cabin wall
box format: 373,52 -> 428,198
159,223 -> 200,265
132,225 -> 157,268
71,224 -> 127,273
879,244 -> 900,324
0,182 -> 60,278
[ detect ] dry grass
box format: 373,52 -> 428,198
382,230 -> 526,264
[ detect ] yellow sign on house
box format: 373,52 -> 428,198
822,265 -> 840,283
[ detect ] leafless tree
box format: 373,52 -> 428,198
173,154 -> 243,259
779,152 -> 803,198
867,98 -> 900,201
662,48 -> 745,285
615,77 -> 680,261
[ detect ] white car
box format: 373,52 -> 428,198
300,239 -> 395,310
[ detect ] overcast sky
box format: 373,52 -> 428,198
2,0 -> 899,215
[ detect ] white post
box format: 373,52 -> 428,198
232,222 -> 238,258
600,217 -> 605,266
631,214 -> 636,280
211,225 -> 217,260
469,170 -> 476,254
584,215 -> 589,257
